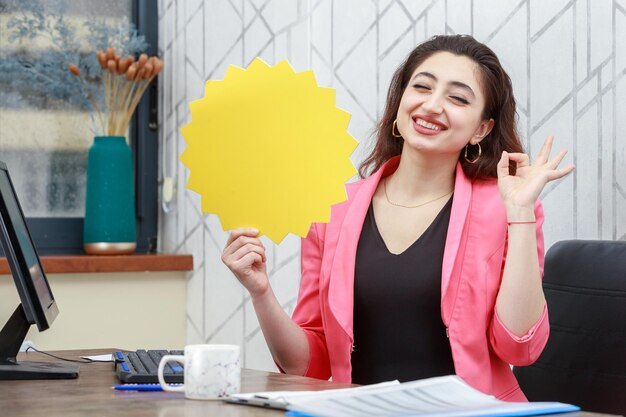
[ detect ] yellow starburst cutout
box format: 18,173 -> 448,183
180,58 -> 358,243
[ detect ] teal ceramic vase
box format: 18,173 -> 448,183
83,136 -> 136,255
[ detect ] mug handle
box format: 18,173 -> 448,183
158,355 -> 185,392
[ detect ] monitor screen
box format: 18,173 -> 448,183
0,166 -> 57,331
0,160 -> 78,379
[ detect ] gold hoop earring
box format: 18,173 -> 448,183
464,143 -> 482,164
392,120 -> 402,138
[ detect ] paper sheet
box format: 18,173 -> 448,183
284,376 -> 580,417
227,380 -> 400,409
81,354 -> 113,361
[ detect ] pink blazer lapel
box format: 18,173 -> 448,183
326,158 -> 400,341
441,164 -> 472,324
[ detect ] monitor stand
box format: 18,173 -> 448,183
0,304 -> 79,380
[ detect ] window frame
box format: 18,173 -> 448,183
23,0 -> 159,255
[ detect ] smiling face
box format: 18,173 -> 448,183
396,51 -> 494,159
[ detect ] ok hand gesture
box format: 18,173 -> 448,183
497,135 -> 575,216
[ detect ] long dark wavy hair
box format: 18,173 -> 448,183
359,35 -> 523,180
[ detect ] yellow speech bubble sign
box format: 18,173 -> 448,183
180,58 -> 358,244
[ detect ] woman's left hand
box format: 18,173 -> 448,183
497,135 -> 575,217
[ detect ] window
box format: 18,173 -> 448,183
0,0 -> 158,254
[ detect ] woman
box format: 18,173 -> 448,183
221,35 -> 574,401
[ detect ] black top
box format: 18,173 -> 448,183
351,197 -> 455,384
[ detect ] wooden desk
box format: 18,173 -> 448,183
0,348 -> 353,417
0,349 -> 616,417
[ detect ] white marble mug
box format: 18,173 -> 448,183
157,344 -> 241,400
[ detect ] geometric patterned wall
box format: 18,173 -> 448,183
158,0 -> 625,372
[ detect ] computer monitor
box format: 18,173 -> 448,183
0,160 -> 79,379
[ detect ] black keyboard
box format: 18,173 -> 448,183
113,349 -> 184,383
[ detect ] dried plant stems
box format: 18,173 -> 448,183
68,63 -> 105,133
69,47 -> 163,137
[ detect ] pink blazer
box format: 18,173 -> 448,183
292,156 -> 549,401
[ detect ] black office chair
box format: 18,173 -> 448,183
513,240 -> 626,415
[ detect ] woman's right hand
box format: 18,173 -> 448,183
221,228 -> 269,298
